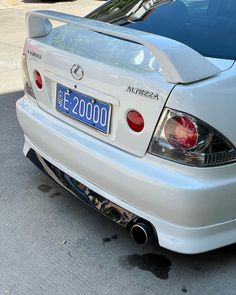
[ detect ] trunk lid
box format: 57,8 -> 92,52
24,10 -> 222,156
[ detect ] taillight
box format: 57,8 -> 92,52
148,108 -> 236,167
127,110 -> 144,132
34,70 -> 43,89
21,53 -> 35,98
164,116 -> 198,149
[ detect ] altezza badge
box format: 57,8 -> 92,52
71,64 -> 84,80
126,86 -> 159,100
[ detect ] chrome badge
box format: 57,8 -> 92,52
71,64 -> 84,80
126,86 -> 159,100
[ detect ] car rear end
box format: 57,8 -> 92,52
17,2 -> 236,254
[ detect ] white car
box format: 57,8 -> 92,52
16,0 -> 236,254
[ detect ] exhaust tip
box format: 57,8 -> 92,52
130,222 -> 152,245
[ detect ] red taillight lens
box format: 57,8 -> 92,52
34,70 -> 43,89
127,110 -> 144,132
21,53 -> 35,98
149,108 -> 236,167
164,116 -> 198,149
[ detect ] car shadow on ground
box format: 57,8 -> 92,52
168,242 -> 236,269
117,227 -> 236,284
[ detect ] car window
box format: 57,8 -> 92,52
88,0 -> 236,60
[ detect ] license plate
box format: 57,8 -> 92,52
56,84 -> 111,134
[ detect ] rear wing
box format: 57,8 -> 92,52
26,10 -> 221,84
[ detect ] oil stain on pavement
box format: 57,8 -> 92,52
37,184 -> 52,193
103,235 -> 118,243
119,253 -> 172,280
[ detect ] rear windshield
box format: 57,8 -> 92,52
88,0 -> 236,60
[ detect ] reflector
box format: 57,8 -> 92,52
34,70 -> 43,89
127,110 -> 144,132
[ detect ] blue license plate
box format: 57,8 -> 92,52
56,84 -> 111,134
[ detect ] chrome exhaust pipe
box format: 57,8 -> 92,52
130,222 -> 153,245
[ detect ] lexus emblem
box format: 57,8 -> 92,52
71,64 -> 84,80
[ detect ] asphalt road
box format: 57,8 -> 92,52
0,1 -> 236,295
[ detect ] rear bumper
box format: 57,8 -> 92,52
26,148 -> 140,229
16,96 -> 236,254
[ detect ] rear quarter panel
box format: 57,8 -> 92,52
167,62 -> 236,147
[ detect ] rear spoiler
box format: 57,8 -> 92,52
26,10 -> 221,84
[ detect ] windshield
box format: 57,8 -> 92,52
88,0 -> 236,60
